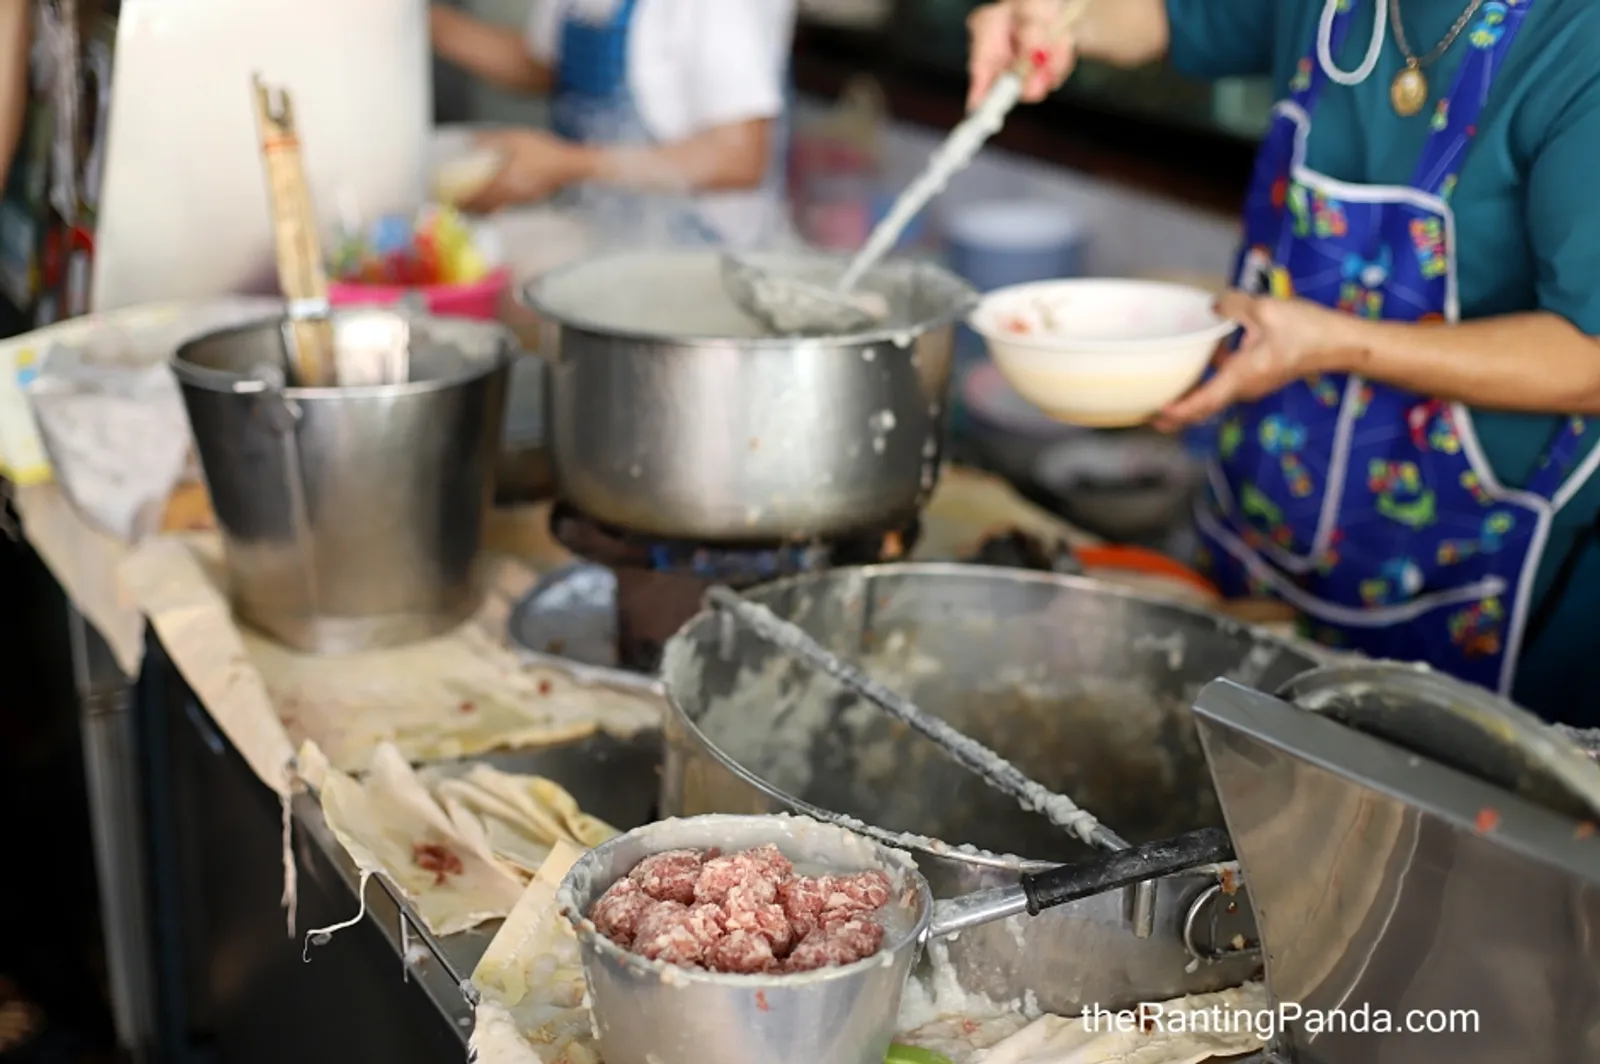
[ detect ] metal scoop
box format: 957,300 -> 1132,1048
723,0 -> 1090,336
721,253 -> 890,335
560,813 -> 1234,1064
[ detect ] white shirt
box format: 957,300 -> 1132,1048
525,0 -> 797,247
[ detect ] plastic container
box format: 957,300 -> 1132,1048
327,267 -> 511,322
970,277 -> 1235,428
943,199 -> 1087,293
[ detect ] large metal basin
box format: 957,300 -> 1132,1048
522,250 -> 976,541
659,563 -> 1324,1014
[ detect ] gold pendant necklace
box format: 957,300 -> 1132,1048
1390,60 -> 1429,116
1388,0 -> 1488,117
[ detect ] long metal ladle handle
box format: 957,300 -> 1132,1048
704,586 -> 1127,851
927,827 -> 1235,939
833,0 -> 1092,294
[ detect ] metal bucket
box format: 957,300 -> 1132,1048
658,563 -> 1327,1013
172,310 -> 511,652
559,814 -> 932,1064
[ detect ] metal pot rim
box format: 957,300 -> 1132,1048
1277,660 -> 1600,818
520,250 -> 979,348
558,812 -> 934,986
170,314 -> 514,399
660,561 -> 1322,872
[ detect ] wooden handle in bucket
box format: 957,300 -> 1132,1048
252,75 -> 336,388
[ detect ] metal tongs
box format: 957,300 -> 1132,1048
704,583 -> 1164,936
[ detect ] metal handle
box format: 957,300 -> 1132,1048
285,297 -> 331,321
1026,828 -> 1233,913
927,827 -> 1235,939
233,361 -> 303,433
1181,881 -> 1263,963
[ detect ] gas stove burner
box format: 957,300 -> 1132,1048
544,503 -> 920,672
547,503 -> 918,574
968,528 -> 1079,573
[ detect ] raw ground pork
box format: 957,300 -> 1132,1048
588,844 -> 893,974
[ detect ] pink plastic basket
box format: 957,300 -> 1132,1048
326,267 -> 511,321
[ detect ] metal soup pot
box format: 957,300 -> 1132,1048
558,814 -> 1236,1064
521,249 -> 977,541
657,564 -> 1328,1014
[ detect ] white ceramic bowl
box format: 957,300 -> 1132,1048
969,278 -> 1236,428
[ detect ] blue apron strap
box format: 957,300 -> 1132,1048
555,0 -> 641,98
1409,0 -> 1532,198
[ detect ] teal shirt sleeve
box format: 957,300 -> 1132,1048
1525,69 -> 1600,335
1162,0 -> 1279,80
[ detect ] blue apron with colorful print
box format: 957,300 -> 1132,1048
1195,0 -> 1600,699
548,0 -> 720,243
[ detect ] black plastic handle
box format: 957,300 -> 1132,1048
1019,827 -> 1236,916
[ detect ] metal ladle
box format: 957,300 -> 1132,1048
722,0 -> 1091,335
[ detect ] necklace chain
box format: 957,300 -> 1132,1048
1389,0 -> 1488,68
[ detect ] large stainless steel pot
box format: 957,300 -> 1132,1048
522,250 -> 977,541
658,563 -> 1327,1014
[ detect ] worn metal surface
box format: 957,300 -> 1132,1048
1195,680 -> 1600,1064
173,311 -> 510,652
523,250 -> 974,541
658,563 -> 1325,1014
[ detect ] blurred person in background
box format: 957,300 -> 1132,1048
1,0 -> 29,337
968,0 -> 1600,725
430,0 -> 796,247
